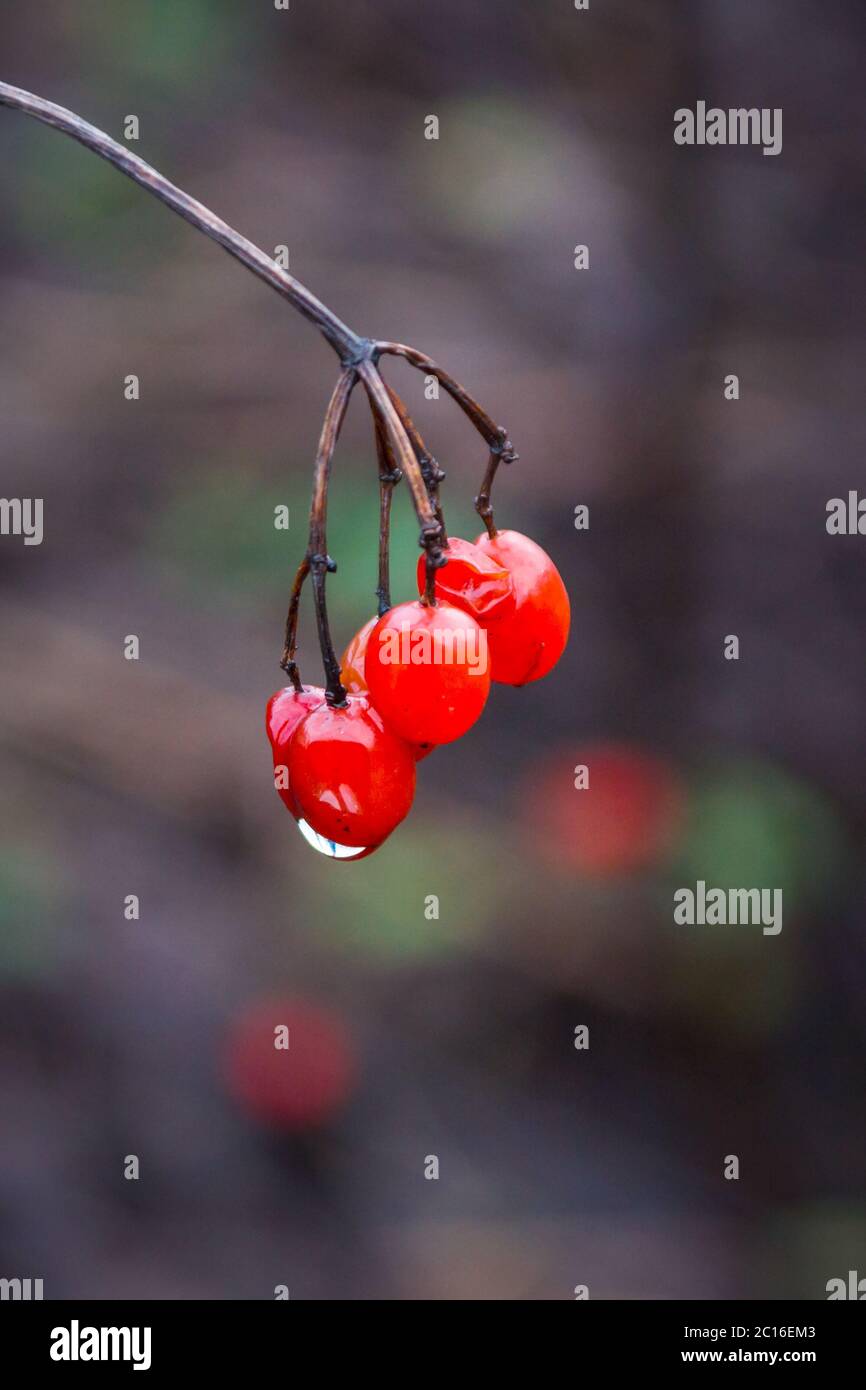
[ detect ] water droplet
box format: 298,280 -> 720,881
296,818 -> 369,860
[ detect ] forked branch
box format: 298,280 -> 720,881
0,79 -> 517,683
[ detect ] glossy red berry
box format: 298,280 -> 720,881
340,618 -> 435,760
224,996 -> 355,1130
288,694 -> 416,847
268,691 -> 390,856
340,617 -> 376,696
474,529 -> 569,685
266,684 -> 325,751
267,685 -> 325,816
415,535 -> 515,623
365,599 -> 491,745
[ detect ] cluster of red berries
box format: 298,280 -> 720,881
266,529 -> 570,860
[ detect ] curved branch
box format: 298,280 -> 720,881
0,83 -> 518,642
375,340 -> 512,454
376,341 -> 517,535
0,80 -> 363,362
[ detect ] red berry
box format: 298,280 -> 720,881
415,536 -> 515,623
340,617 -> 376,695
340,618 -> 435,760
267,685 -> 325,816
288,694 -> 416,847
266,684 -> 325,750
474,529 -> 570,685
224,997 -> 355,1130
365,599 -> 491,745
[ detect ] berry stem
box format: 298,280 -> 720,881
307,368 -> 356,706
475,450 -> 502,539
279,555 -> 310,689
376,342 -> 506,447
359,363 -> 445,594
373,413 -> 401,617
383,385 -> 448,604
385,386 -> 447,542
375,341 -> 517,533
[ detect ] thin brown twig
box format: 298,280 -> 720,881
306,368 -> 357,705
279,556 -> 311,689
383,385 -> 448,602
376,341 -> 512,451
0,80 -> 363,363
475,451 -> 503,539
385,386 -> 447,539
358,363 -> 445,588
376,341 -> 517,532
373,414 -> 401,617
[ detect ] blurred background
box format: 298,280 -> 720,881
0,0 -> 864,1300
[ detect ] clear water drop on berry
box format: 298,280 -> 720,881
296,818 -> 369,860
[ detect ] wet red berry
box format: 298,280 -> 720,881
340,618 -> 435,760
365,599 -> 491,745
266,684 -> 325,751
474,529 -> 570,685
415,535 -> 514,623
340,617 -> 376,696
288,694 -> 416,847
267,685 -> 325,816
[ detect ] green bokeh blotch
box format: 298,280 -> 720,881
412,92 -> 568,241
149,466 -> 452,636
150,464 -> 296,601
304,816 -> 511,964
12,128 -> 154,261
767,1203 -> 866,1299
58,1 -> 243,89
0,848 -> 61,980
658,759 -> 848,1036
670,759 -> 846,905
